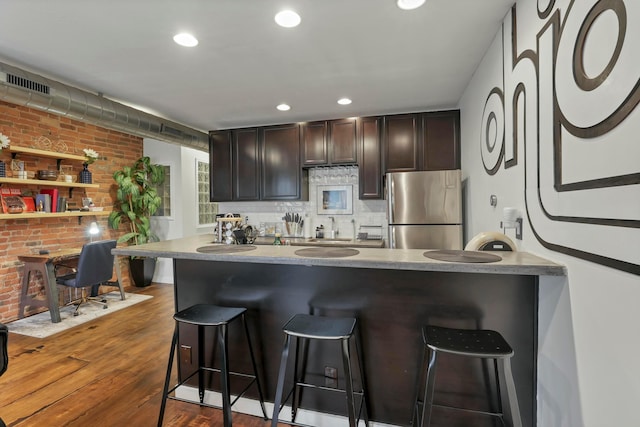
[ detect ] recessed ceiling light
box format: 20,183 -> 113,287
275,10 -> 301,28
337,98 -> 352,105
397,0 -> 426,10
173,33 -> 198,47
277,104 -> 291,111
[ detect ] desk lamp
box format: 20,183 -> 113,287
88,221 -> 100,242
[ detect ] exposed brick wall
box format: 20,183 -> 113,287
0,101 -> 143,322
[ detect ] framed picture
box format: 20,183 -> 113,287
317,185 -> 353,215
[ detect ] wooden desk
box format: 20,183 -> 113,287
17,248 -> 124,323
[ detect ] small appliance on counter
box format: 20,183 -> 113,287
215,213 -> 242,244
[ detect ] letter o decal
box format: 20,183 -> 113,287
480,88 -> 505,175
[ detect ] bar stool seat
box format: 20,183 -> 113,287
414,325 -> 522,427
271,313 -> 369,427
158,304 -> 268,427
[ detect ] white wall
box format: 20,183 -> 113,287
145,139 -> 214,283
459,1 -> 640,426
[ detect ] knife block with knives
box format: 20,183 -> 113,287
282,212 -> 304,236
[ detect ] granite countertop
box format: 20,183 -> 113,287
113,234 -> 566,276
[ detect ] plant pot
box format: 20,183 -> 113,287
129,257 -> 156,287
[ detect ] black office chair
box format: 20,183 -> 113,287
1,322 -> 8,427
55,239 -> 117,316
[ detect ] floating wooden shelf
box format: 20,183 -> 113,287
2,145 -> 103,221
0,177 -> 99,189
9,146 -> 87,162
0,210 -> 110,220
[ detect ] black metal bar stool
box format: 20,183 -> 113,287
158,304 -> 268,427
271,313 -> 369,427
413,325 -> 522,427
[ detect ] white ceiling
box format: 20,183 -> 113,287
0,0 -> 513,132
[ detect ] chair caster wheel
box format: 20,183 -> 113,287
73,312 -> 79,317
103,306 -> 108,309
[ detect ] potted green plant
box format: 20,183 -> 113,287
108,156 -> 165,286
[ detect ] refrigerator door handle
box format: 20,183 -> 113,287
389,226 -> 396,249
387,178 -> 395,223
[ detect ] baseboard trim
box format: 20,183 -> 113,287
175,385 -> 399,427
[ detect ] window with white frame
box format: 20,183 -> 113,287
153,165 -> 171,217
197,160 -> 217,225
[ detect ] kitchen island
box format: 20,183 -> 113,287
114,234 -> 564,427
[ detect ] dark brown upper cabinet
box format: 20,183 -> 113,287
209,130 -> 233,202
301,121 -> 328,166
302,118 -> 358,166
358,116 -> 383,199
232,128 -> 260,200
329,118 -> 358,164
261,124 -> 306,200
384,114 -> 420,173
383,111 -> 460,174
210,110 -> 458,202
422,111 -> 460,170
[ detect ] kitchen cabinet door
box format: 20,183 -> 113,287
384,114 -> 420,172
302,121 -> 328,166
358,116 -> 383,199
232,128 -> 260,200
209,130 -> 233,202
261,124 -> 304,200
422,111 -> 460,170
329,118 -> 358,164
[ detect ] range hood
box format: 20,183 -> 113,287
0,61 -> 209,152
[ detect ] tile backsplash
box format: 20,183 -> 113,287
217,166 -> 387,240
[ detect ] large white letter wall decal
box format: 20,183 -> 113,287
483,0 -> 640,275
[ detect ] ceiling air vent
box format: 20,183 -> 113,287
1,72 -> 51,95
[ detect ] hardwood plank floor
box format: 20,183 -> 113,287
1,283 -> 292,427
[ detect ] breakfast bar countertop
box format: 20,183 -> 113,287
113,234 -> 566,276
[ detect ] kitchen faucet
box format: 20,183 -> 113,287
328,216 -> 337,238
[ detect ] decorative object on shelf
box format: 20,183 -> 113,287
83,148 -> 99,164
34,135 -> 52,150
108,156 -> 165,287
7,205 -> 23,214
38,169 -> 58,181
33,135 -> 68,153
79,148 -> 99,184
79,163 -> 92,184
0,132 -> 10,178
0,133 -> 10,152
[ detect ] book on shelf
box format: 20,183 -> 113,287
40,189 -> 59,212
23,197 -> 35,212
35,194 -> 51,213
0,195 -> 26,213
0,188 -> 21,196
57,196 -> 67,212
0,188 -> 27,213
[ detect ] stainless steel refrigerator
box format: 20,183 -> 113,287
386,170 -> 463,249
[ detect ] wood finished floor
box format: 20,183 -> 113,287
1,283 -> 293,427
